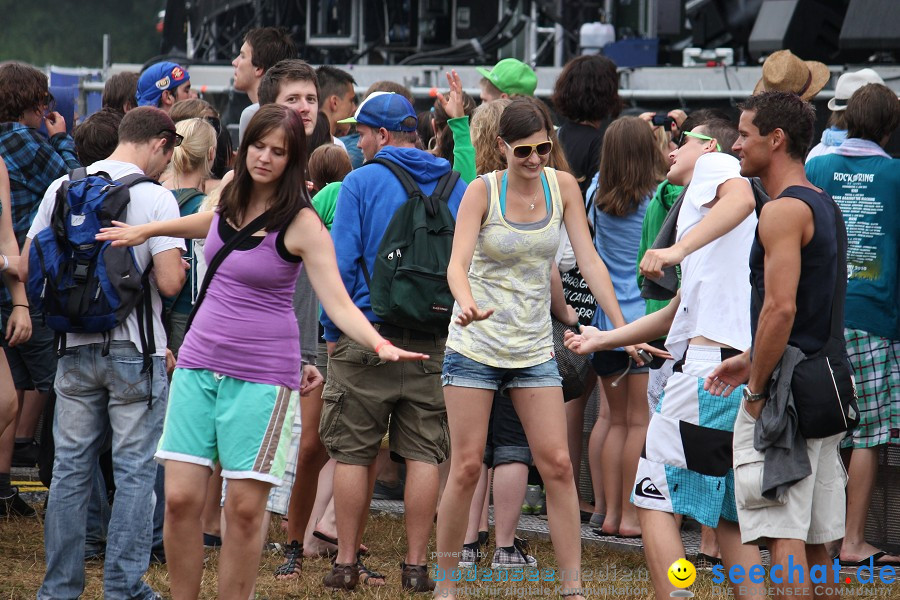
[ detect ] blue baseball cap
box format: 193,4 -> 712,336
136,62 -> 190,107
338,92 -> 417,132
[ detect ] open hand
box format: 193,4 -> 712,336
704,351 -> 751,396
436,70 -> 465,119
376,343 -> 431,362
96,221 -> 150,247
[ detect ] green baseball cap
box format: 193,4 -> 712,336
476,58 -> 537,96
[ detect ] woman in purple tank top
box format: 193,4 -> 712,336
97,104 -> 427,600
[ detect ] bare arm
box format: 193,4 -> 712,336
549,266 -> 577,325
286,208 -> 427,362
447,177 -> 493,326
152,248 -> 188,297
745,198 -> 810,414
564,291 -> 680,355
0,158 -> 30,346
640,177 -> 755,279
559,172 -> 626,329
96,211 -> 215,246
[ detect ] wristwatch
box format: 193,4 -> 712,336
742,387 -> 767,403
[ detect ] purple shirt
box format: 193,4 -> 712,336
178,212 -> 303,389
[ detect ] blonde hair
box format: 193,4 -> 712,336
172,118 -> 217,181
471,98 -> 511,175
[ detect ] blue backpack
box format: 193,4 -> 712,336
27,168 -> 159,369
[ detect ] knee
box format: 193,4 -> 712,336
451,455 -> 484,488
165,487 -> 204,522
225,494 -> 266,529
537,450 -> 574,483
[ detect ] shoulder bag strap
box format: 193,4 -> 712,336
184,211 -> 270,335
827,200 -> 848,342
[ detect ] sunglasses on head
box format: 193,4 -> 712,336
205,116 -> 222,136
676,130 -> 721,152
159,129 -> 184,147
504,139 -> 553,159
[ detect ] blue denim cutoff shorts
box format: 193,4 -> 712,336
441,351 -> 562,394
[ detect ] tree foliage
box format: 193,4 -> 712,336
0,0 -> 163,67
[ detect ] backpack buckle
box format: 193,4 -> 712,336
72,262 -> 89,282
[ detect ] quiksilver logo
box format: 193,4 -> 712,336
635,477 -> 665,500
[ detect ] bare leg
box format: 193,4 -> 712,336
333,461 -> 376,566
303,459 -> 336,555
699,525 -> 721,558
715,519 -> 764,598
14,389 -> 47,440
637,508 -> 684,600
201,464 -> 223,540
283,388 -> 329,546
491,462 -> 528,548
597,376 -> 626,534
164,461 -> 212,600
512,387 -> 583,598
769,538 -> 815,598
808,544 -> 838,600
217,478 -> 273,600
619,373 -> 649,536
404,459 -> 439,565
463,464 -> 489,545
587,385 -> 609,520
566,371 -> 597,511
479,468 -> 492,533
840,447 -> 895,562
434,386 -> 493,600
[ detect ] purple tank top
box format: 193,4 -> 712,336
177,212 -> 303,389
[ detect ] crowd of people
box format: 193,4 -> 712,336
0,31 -> 897,600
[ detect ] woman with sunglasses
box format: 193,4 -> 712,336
434,98 -> 640,600
96,104 -> 428,600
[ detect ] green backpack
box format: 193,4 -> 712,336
360,158 -> 460,334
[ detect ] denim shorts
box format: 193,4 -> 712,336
441,351 -> 562,394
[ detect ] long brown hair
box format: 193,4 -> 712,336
595,116 -> 667,217
219,104 -> 312,230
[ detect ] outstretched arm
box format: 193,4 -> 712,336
564,291 -> 679,355
640,177 -> 755,279
287,208 -> 428,362
96,211 -> 215,247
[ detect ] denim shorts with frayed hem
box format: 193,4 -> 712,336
441,351 -> 562,394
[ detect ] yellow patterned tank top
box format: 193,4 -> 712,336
446,168 -> 564,368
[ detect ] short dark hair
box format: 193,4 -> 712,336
498,97 -> 553,145
679,108 -> 733,134
551,55 -> 621,123
102,72 -> 140,113
316,65 -> 356,101
117,106 -> 177,148
738,92 -> 815,160
845,83 -> 900,144
220,104 -> 313,232
363,81 -> 414,105
258,59 -> 319,106
0,62 -> 49,123
244,27 -> 297,73
308,143 -> 351,191
74,108 -> 123,165
694,118 -> 739,158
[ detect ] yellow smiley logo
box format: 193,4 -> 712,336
667,558 -> 696,588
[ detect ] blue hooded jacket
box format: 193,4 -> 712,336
321,146 -> 466,341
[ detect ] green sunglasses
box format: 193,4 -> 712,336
677,130 -> 721,152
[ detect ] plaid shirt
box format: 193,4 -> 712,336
0,122 -> 81,247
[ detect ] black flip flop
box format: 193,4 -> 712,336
313,530 -> 369,556
839,550 -> 900,567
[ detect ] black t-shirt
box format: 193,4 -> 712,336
557,120 -> 608,198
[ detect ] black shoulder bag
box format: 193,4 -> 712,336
184,211 -> 270,336
788,198 -> 859,440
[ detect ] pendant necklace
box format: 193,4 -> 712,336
513,184 -> 539,210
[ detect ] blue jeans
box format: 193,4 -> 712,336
40,342 -> 167,600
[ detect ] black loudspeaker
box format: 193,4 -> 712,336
748,0 -> 847,63
840,0 -> 900,58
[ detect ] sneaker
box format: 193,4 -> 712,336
458,542 -> 482,568
0,487 -> 36,517
202,532 -> 222,548
323,562 -> 359,591
12,439 -> 39,468
372,479 -> 404,501
491,539 -> 538,569
521,484 -> 543,515
401,562 -> 436,592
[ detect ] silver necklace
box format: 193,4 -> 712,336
511,183 -> 539,210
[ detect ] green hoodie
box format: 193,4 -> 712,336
637,179 -> 684,315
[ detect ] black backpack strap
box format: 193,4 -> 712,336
827,200 -> 848,343
425,169 -> 460,217
185,211 -> 271,336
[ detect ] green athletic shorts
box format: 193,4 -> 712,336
156,368 -> 297,485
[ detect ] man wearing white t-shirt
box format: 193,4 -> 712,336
565,119 -> 765,600
22,106 -> 186,600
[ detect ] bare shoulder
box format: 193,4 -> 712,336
553,169 -> 579,190
758,196 -> 812,245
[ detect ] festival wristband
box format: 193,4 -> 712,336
375,340 -> 393,353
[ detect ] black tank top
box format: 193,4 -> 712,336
749,185 -> 838,355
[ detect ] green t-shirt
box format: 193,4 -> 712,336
312,181 -> 340,231
637,179 -> 683,316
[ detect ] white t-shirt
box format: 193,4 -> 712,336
238,103 -> 260,144
28,160 -> 185,356
665,152 -> 757,359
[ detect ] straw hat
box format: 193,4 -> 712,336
753,50 -> 830,101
